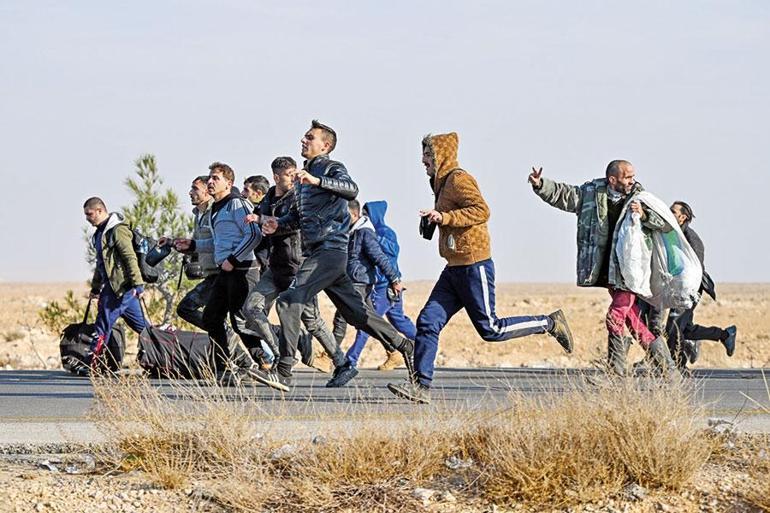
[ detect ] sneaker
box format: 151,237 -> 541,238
310,352 -> 333,374
547,310 -> 574,353
326,362 -> 359,388
387,380 -> 431,404
249,368 -> 291,392
377,351 -> 401,371
722,326 -> 737,357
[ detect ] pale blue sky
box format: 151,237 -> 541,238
1,0 -> 768,283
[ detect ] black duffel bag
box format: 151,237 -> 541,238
138,324 -> 215,379
60,299 -> 126,376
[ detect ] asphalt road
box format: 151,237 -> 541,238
0,367 -> 768,447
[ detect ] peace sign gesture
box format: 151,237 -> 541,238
528,167 -> 544,188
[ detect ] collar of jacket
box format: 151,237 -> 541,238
193,199 -> 213,217
304,154 -> 330,172
211,191 -> 241,215
268,185 -> 294,204
94,212 -> 124,242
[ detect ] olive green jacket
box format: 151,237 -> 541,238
90,213 -> 144,296
533,177 -> 668,289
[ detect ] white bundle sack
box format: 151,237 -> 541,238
615,191 -> 702,310
616,212 -> 652,297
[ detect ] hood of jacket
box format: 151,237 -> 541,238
423,132 -> 460,194
93,212 -> 125,243
364,201 -> 387,229
350,215 -> 374,233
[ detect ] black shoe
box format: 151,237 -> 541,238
723,326 -> 737,357
397,338 -> 416,382
250,368 -> 291,392
326,362 -> 359,388
685,339 -> 701,365
387,380 -> 431,404
547,309 -> 574,353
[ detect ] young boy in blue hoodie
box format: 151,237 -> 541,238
327,199 -> 403,384
345,201 -> 417,370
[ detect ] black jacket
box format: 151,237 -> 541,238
277,155 -> 358,255
252,199 -> 270,271
346,216 -> 400,286
683,224 -> 716,300
261,186 -> 302,290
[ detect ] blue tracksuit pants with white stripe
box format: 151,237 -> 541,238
414,258 -> 553,387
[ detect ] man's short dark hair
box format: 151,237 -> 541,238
193,175 -> 209,186
605,159 -> 632,178
672,201 -> 695,222
244,175 -> 270,195
271,156 -> 297,173
208,162 -> 235,183
311,119 -> 337,153
348,199 -> 361,215
83,197 -> 107,210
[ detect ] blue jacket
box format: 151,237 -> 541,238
364,201 -> 402,289
346,214 -> 400,286
194,192 -> 261,269
277,155 -> 358,255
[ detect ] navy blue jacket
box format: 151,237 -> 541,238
364,201 -> 402,290
277,155 -> 358,255
346,215 -> 400,286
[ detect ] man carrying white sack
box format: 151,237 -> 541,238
529,160 -> 701,379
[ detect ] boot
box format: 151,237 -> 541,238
646,337 -> 679,380
377,351 -> 401,371
547,310 -> 574,353
607,333 -> 631,377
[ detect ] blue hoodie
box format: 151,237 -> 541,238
363,201 -> 402,290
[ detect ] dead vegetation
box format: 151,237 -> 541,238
88,371 -> 721,512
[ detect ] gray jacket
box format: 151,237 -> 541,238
533,177 -> 668,289
194,192 -> 261,269
190,200 -> 218,277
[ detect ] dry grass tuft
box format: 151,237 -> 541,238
464,376 -> 713,508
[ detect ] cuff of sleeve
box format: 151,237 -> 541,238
440,212 -> 452,226
226,255 -> 240,267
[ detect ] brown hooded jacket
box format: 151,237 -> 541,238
423,132 -> 491,266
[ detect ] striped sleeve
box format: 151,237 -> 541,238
230,199 -> 262,262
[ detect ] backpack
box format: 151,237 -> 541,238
60,300 -> 125,375
107,227 -> 161,284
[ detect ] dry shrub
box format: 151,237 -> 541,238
745,435 -> 770,512
283,424 -> 451,511
91,372 -> 269,491
465,376 -> 713,508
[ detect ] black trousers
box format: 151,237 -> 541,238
666,303 -> 725,366
275,248 -> 405,376
202,268 -> 262,370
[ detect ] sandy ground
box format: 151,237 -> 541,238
1,281 -> 768,371
0,434 -> 766,513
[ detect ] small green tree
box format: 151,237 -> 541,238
122,154 -> 194,324
39,154 -> 194,332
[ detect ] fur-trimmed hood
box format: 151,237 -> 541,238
423,132 -> 461,194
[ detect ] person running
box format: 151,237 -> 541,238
342,200 -> 417,370
528,160 -> 678,378
242,156 -> 343,374
83,197 -> 147,370
173,176 -> 266,372
257,120 -> 415,391
666,201 -> 737,370
387,132 -> 574,404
